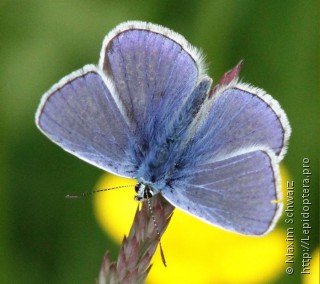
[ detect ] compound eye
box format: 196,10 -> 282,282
134,183 -> 140,193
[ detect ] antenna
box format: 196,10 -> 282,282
66,183 -> 167,266
65,184 -> 134,198
145,195 -> 167,267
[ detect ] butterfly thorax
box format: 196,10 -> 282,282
136,78 -> 212,186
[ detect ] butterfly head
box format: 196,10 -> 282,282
134,182 -> 155,201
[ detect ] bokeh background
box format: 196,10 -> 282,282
0,1 -> 318,283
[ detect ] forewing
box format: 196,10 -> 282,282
35,65 -> 137,177
162,149 -> 282,236
99,21 -> 206,145
187,82 -> 291,165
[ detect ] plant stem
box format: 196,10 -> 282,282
98,194 -> 174,284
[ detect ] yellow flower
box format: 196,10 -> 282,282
94,165 -> 290,283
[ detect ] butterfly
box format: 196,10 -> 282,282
35,21 -> 291,236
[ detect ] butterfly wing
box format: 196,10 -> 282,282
162,149 -> 282,236
36,65 -> 137,177
36,21 -> 207,177
186,81 -> 291,165
99,21 -> 206,156
161,73 -> 290,235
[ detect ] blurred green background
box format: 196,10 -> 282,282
0,1 -> 318,283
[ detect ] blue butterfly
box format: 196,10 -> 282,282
35,21 -> 291,236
